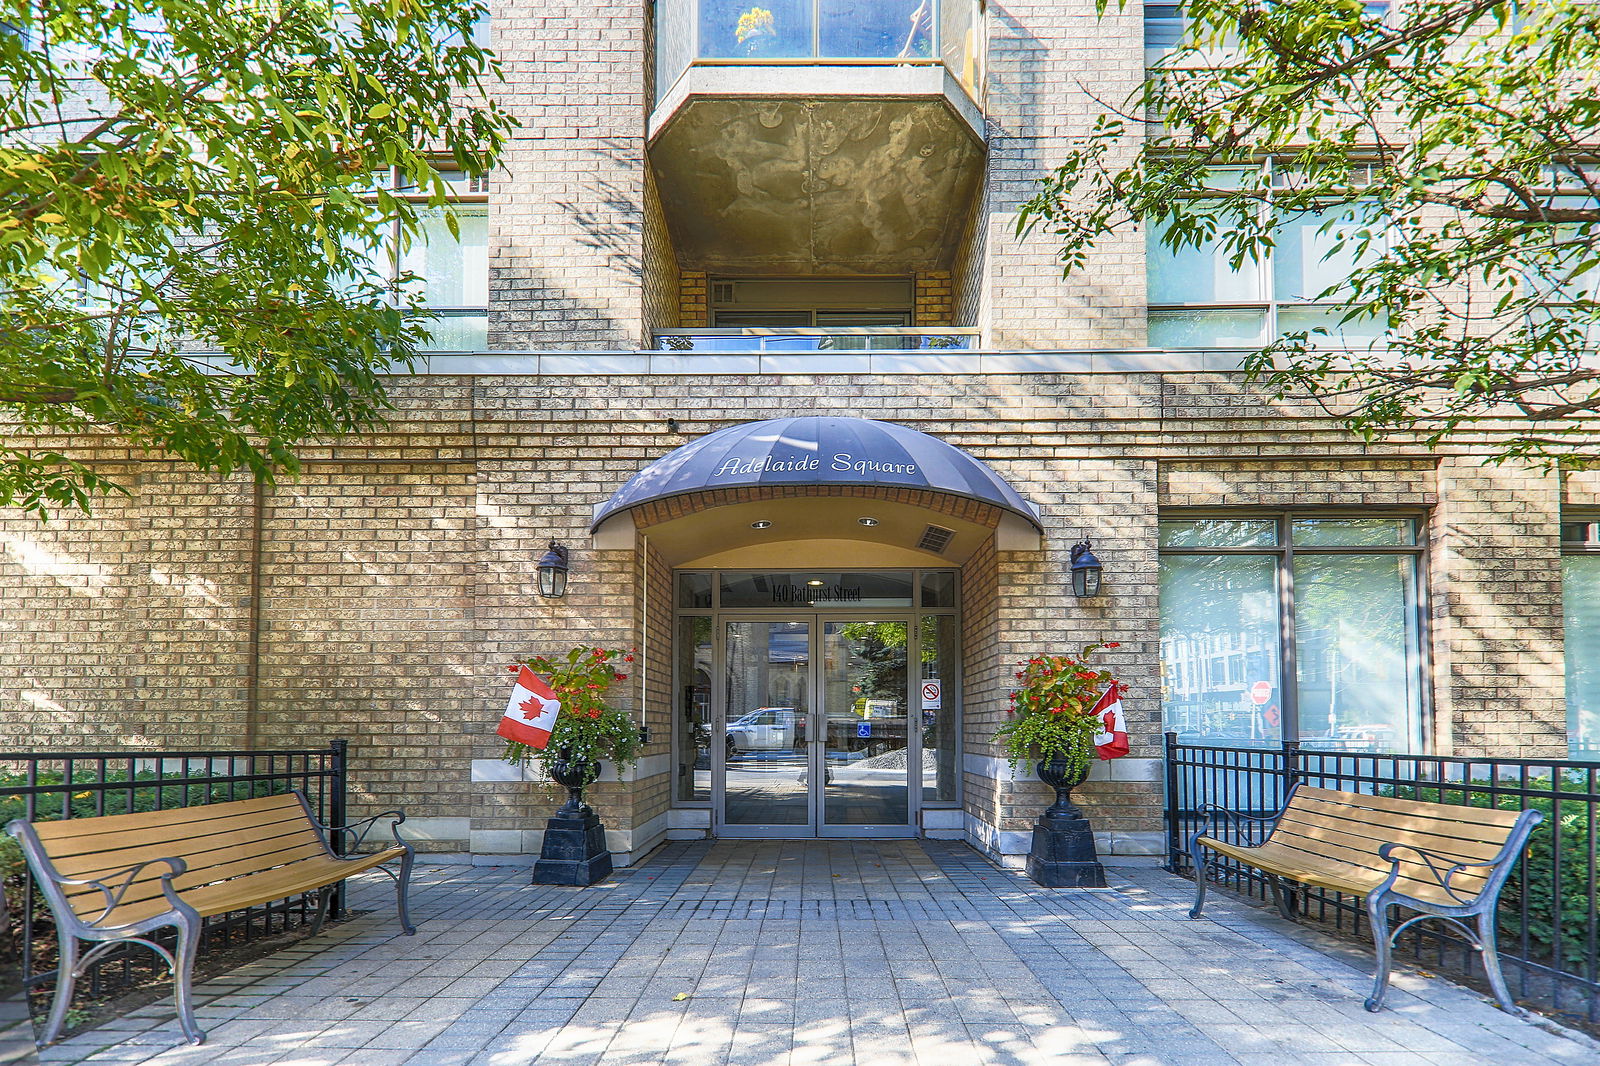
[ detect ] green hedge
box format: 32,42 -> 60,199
1379,776 -> 1596,967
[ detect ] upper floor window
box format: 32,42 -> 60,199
361,166 -> 488,351
1561,519 -> 1600,761
1144,2 -> 1391,65
1159,514 -> 1426,752
1146,161 -> 1387,349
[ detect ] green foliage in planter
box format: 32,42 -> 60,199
502,645 -> 641,787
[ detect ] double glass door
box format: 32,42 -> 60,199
719,617 -> 917,837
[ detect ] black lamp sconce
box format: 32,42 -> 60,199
537,542 -> 570,598
1070,539 -> 1103,598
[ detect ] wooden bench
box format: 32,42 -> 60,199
1188,783 -> 1542,1012
5,791 -> 415,1046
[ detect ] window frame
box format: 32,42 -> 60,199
1157,508 -> 1433,751
363,164 -> 489,349
1145,158 -> 1389,350
1561,514 -> 1600,760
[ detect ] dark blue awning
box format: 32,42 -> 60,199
591,417 -> 1043,532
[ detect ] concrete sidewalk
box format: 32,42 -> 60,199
30,841 -> 1599,1065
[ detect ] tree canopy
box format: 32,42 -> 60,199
1018,0 -> 1600,465
0,0 -> 510,516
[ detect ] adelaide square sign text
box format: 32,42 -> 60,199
712,454 -> 919,479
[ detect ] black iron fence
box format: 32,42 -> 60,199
1162,733 -> 1600,1025
1,741 -> 348,998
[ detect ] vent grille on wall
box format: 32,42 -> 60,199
712,282 -> 737,304
917,525 -> 956,554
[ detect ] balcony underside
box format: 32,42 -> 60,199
648,68 -> 985,274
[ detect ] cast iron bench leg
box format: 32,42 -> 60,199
397,847 -> 417,935
40,932 -> 78,1046
1364,892 -> 1394,1012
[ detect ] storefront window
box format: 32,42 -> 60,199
1159,514 -> 1425,751
920,614 -> 959,803
1561,521 -> 1600,761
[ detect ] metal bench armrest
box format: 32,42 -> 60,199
308,809 -> 408,852
52,856 -> 189,928
1375,842 -> 1505,907
1192,800 -> 1284,847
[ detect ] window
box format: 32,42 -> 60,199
1144,3 -> 1391,64
1159,515 -> 1426,752
1561,520 -> 1600,761
1147,161 -> 1387,349
361,166 -> 488,351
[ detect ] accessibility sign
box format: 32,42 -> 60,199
857,721 -> 872,738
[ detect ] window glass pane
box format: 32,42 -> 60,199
1275,306 -> 1385,348
1148,310 -> 1267,348
1272,202 -> 1380,301
1293,554 -> 1421,753
419,312 -> 486,351
1562,522 -> 1595,545
719,572 -> 913,608
698,0 -> 813,58
920,570 -> 957,607
1147,218 -> 1263,304
819,0 -> 930,59
402,205 -> 487,308
1564,556 -> 1600,761
920,614 -> 959,803
1159,519 -> 1278,548
1160,555 -> 1281,743
677,572 -> 713,609
1291,518 -> 1416,547
675,616 -> 713,801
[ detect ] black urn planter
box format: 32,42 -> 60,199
531,754 -> 613,886
1024,755 -> 1107,888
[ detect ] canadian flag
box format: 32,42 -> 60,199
497,666 -> 562,749
1091,684 -> 1129,760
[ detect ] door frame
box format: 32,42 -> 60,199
815,613 -> 920,839
712,611 -> 922,839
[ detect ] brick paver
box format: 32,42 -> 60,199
29,841 -> 1599,1065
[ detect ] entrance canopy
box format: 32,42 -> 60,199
591,418 -> 1044,539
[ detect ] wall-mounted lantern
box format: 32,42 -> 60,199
537,543 -> 570,598
1070,539 -> 1103,598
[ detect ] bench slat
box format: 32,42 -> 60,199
1199,837 -> 1474,908
33,793 -> 308,851
1273,809 -> 1506,864
1260,834 -> 1491,902
61,840 -> 332,918
50,818 -> 325,880
81,847 -> 406,929
1293,786 -> 1522,829
30,793 -> 304,844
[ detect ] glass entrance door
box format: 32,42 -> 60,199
716,616 -> 916,837
721,620 -> 812,834
819,619 -> 912,833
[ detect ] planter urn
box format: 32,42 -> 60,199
531,753 -> 613,886
1024,755 -> 1107,888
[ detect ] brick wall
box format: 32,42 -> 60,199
0,373 -> 1578,857
487,2 -> 650,349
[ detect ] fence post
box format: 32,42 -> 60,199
1282,739 -> 1301,798
330,739 -> 349,919
1163,731 -> 1181,872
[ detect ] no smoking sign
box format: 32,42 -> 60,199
921,680 -> 942,710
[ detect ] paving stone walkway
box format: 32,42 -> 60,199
30,841 -> 1600,1065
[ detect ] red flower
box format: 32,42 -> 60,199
588,708 -> 602,719
624,654 -> 635,663
507,665 -> 519,673
614,673 -> 628,681
1106,641 -> 1121,648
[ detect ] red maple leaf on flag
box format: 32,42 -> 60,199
519,697 -> 542,720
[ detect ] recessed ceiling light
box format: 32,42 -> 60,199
751,520 -> 772,529
858,516 -> 879,527
806,579 -> 825,587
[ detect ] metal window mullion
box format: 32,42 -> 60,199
1279,516 -> 1298,744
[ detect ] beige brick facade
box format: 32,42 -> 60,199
0,372 -> 1579,866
